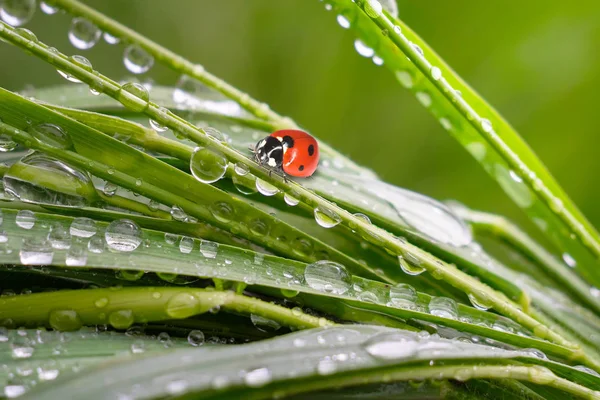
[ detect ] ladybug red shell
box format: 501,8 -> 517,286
254,129 -> 319,178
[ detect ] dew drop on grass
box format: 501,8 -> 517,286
187,330 -> 205,346
233,174 -> 258,195
314,207 -> 341,228
39,1 -> 58,14
119,82 -> 150,112
179,236 -> 194,254
363,332 -> 418,360
562,253 -> 576,268
190,147 -> 228,184
0,133 -> 18,152
47,223 -> 71,249
108,309 -> 135,329
428,296 -> 459,320
16,210 -> 35,229
118,269 -> 144,281
28,123 -> 72,149
398,254 -> 425,275
467,292 -> 493,311
284,193 -> 300,206
416,91 -> 432,108
123,44 -> 154,74
292,237 -> 313,258
87,236 -> 104,253
250,219 -> 269,236
20,237 -> 53,265
481,118 -> 493,133
364,0 -> 383,18
430,66 -> 442,80
105,219 -> 142,252
164,232 -> 178,245
388,283 -> 417,308
170,205 -> 188,222
255,178 -> 279,196
411,42 -> 424,56
102,31 -> 120,44
210,201 -> 234,223
94,297 -> 108,308
439,117 -> 452,130
244,367 -> 272,388
395,70 -> 413,88
380,0 -> 399,18
103,182 -> 117,196
165,292 -> 202,319
250,314 -> 281,332
234,162 -> 249,176
4,385 -> 26,398
68,17 -> 101,50
69,217 -> 98,238
304,260 -> 352,295
354,40 -> 374,57
49,310 -> 82,331
200,240 -> 218,258
149,107 -> 169,132
0,0 -> 36,26
372,55 -> 384,66
336,15 -> 350,29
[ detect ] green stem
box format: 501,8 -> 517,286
457,206 -> 600,315
0,21 -> 579,351
344,1 -> 600,280
0,287 -> 333,331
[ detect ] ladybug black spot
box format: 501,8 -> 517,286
299,165 -> 305,171
282,136 -> 295,148
308,144 -> 314,156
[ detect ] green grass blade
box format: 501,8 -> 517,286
328,0 -> 600,287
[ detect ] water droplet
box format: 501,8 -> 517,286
467,292 -> 493,311
428,297 -> 458,319
559,253 -> 576,269
481,118 -> 492,133
364,332 -> 418,360
314,206 -> 341,228
187,329 -> 205,346
40,1 -> 58,15
210,201 -> 234,222
48,223 -> 71,249
255,178 -> 279,196
166,292 -> 203,319
200,240 -> 218,258
380,0 -> 399,17
439,117 -> 452,130
317,358 -> 337,375
118,269 -> 144,281
336,15 -> 350,29
354,40 -> 374,57
364,0 -> 383,18
304,260 -> 352,295
372,55 -> 384,66
4,384 -> 26,398
69,217 -> 96,238
28,123 -> 72,149
249,218 -> 269,236
398,254 -> 425,275
68,17 -> 101,50
388,283 -> 417,308
37,362 -> 60,381
94,297 -> 108,308
102,31 -> 120,44
190,146 -> 228,184
108,309 -> 135,329
416,91 -> 432,108
149,107 -> 169,132
105,219 -> 142,252
411,42 -> 424,56
430,66 -> 442,80
16,210 -> 35,229
49,309 -> 82,331
292,237 -> 313,258
179,236 -> 194,254
119,82 -> 150,112
0,133 -> 18,152
130,340 -> 145,354
20,237 -> 53,265
284,193 -> 300,206
66,243 -> 87,266
123,44 -> 154,74
244,367 -> 272,388
250,314 -> 281,332
88,235 -> 104,253
15,26 -> 36,41
170,205 -> 188,222
234,162 -> 249,176
0,0 -> 36,26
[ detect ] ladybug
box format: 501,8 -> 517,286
253,129 -> 319,178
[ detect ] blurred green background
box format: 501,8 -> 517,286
0,0 -> 598,234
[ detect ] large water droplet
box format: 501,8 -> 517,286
398,254 -> 425,275
4,153 -> 94,207
20,237 -> 53,265
210,201 -> 234,223
388,283 -> 418,308
179,236 -> 194,254
68,17 -> 101,50
49,309 -> 82,331
187,329 -> 205,346
284,193 -> 300,206
304,260 -> 352,295
123,44 -> 154,74
65,244 -> 87,267
233,173 -> 258,195
354,40 -> 374,57
364,332 -> 418,360
105,219 -> 142,252
165,292 -> 202,319
428,297 -> 458,320
70,217 -> 96,238
255,178 -> 279,196
47,223 -> 71,250
314,206 -> 341,228
119,82 -> 150,112
28,123 -> 72,149
364,0 -> 383,18
39,1 -> 58,14
336,14 -> 350,29
430,66 -> 442,80
467,292 -> 493,311
149,107 -> 169,132
200,240 -> 218,258
108,309 -> 135,329
0,0 -> 36,26
562,253 -> 576,268
379,0 -> 398,18
481,118 -> 493,133
15,209 -> 35,229
250,314 -> 281,332
190,146 -> 228,184
102,31 -> 120,44
88,235 -> 104,253
244,367 -> 272,388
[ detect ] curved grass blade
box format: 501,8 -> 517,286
327,0 -> 600,287
19,326 -> 600,400
0,209 -> 587,367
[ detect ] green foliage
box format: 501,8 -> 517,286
0,0 -> 597,399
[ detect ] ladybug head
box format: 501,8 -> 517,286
254,136 -> 284,169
